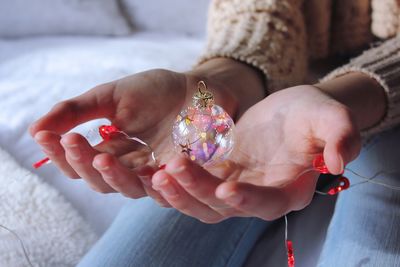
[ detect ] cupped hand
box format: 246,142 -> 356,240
152,85 -> 362,223
30,69 -> 200,204
29,58 -> 265,205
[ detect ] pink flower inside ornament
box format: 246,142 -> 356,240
172,81 -> 235,165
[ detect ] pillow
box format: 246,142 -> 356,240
121,0 -> 210,37
0,0 -> 131,38
0,147 -> 98,266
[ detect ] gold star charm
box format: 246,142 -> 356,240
184,116 -> 193,125
179,141 -> 192,156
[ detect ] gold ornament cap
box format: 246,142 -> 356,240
193,81 -> 214,109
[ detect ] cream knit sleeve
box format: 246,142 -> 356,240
198,0 -> 308,92
321,37 -> 400,137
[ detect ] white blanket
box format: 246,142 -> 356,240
0,33 -> 204,233
0,147 -> 97,267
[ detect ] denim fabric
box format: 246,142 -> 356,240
317,128 -> 400,267
78,198 -> 269,267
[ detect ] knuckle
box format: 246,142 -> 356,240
217,209 -> 236,218
122,191 -> 145,199
262,213 -> 281,221
175,202 -> 190,212
90,185 -> 111,194
200,216 -> 223,224
53,100 -> 77,113
105,175 -> 123,186
60,168 -> 81,179
263,206 -> 289,220
293,195 -> 313,211
262,196 -> 290,220
67,173 -> 81,179
154,198 -> 171,207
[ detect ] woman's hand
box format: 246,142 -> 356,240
29,58 -> 265,205
152,84 -> 364,223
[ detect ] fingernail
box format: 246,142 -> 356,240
167,166 -> 194,186
161,182 -> 179,197
93,161 -> 109,171
41,144 -> 54,155
221,192 -> 243,206
153,176 -> 168,188
168,166 -> 185,174
338,155 -> 344,174
153,178 -> 178,197
67,146 -> 81,160
33,132 -> 44,142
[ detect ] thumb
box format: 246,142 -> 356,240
323,123 -> 361,175
29,82 -> 116,137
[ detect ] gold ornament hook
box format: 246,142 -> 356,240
193,81 -> 214,109
198,80 -> 207,94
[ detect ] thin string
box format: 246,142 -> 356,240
315,190 -> 328,195
118,131 -> 158,165
315,168 -> 400,195
0,223 -> 34,267
284,215 -> 288,241
345,168 -> 400,190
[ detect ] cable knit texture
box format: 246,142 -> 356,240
200,0 -> 400,136
322,37 -> 400,137
303,0 -> 332,59
199,0 -> 308,92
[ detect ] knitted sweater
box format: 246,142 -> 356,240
200,0 -> 400,136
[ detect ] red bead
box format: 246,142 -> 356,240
33,157 -> 50,169
99,125 -> 120,141
313,154 -> 330,174
286,240 -> 295,267
327,177 -> 350,195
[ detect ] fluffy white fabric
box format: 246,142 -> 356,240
122,0 -> 210,36
0,33 -> 204,233
0,0 -> 131,37
0,147 -> 98,267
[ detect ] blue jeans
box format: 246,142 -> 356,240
78,198 -> 268,267
78,129 -> 400,267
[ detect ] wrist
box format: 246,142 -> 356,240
314,72 -> 387,130
186,58 -> 265,119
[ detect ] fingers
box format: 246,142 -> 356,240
34,131 -> 80,178
92,153 -> 147,198
164,156 -> 232,209
29,82 -> 116,136
136,166 -> 171,207
152,170 -> 224,223
60,133 -> 115,193
216,181 -> 290,221
139,179 -> 171,207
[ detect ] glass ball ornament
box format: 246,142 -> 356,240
172,81 -> 235,165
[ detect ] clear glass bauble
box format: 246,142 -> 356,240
172,104 -> 235,165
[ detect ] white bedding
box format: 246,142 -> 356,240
0,33 -> 204,233
0,147 -> 97,266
